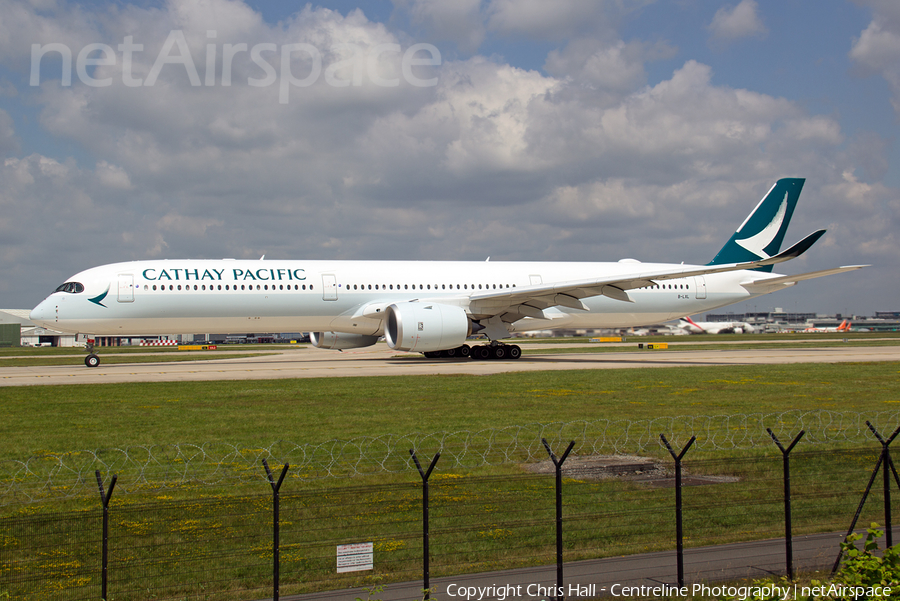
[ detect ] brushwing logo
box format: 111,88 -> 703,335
88,286 -> 110,308
734,191 -> 788,260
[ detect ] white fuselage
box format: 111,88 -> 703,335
29,259 -> 774,337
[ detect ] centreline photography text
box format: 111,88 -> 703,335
441,582 -> 894,600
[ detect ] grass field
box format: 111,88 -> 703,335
1,360 -> 899,458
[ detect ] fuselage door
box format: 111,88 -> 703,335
322,274 -> 338,301
529,274 -> 543,286
694,276 -> 707,299
117,273 -> 134,303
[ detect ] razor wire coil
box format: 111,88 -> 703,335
1,409 -> 897,505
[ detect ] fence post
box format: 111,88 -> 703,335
542,438 -> 575,601
867,423 -> 900,548
767,428 -> 805,580
95,470 -> 117,601
832,422 -> 900,574
263,459 -> 290,601
410,449 -> 440,600
660,434 -> 695,588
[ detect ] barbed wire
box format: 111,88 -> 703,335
1,409 -> 897,505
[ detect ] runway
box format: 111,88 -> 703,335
2,342 -> 899,386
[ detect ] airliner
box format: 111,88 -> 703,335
678,316 -> 756,334
804,319 -> 852,333
29,178 -> 865,367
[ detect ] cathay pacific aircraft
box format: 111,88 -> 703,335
30,179 -> 865,366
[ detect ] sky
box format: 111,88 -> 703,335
1,0 -> 898,318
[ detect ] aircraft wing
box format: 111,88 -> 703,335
467,230 -> 834,321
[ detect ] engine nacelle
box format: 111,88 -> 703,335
384,302 -> 470,353
309,331 -> 380,350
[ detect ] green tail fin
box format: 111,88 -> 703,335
708,178 -> 805,272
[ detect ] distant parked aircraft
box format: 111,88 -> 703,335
678,316 -> 756,334
804,320 -> 852,333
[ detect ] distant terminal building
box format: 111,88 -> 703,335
1,309 -> 308,346
1,309 -> 80,347
705,309 -> 814,324
705,309 -> 900,332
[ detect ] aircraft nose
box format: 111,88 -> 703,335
29,299 -> 55,326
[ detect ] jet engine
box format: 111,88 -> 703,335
310,331 -> 380,350
384,302 -> 470,353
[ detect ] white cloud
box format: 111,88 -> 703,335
393,0 -> 644,50
851,1 -> 900,117
402,0 -> 485,54
708,0 -> 767,45
95,160 -> 132,189
486,0 -> 622,41
851,21 -> 900,72
0,109 -> 20,157
544,39 -> 669,94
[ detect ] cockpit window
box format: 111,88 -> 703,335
55,282 -> 85,294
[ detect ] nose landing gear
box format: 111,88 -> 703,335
84,338 -> 100,368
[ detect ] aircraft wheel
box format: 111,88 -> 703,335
491,345 -> 507,360
458,344 -> 471,357
85,354 -> 100,368
507,345 -> 522,360
423,351 -> 440,359
472,345 -> 491,360
442,347 -> 457,358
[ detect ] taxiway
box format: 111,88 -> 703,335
2,343 -> 898,386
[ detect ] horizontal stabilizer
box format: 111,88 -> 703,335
741,264 -> 868,293
760,229 -> 826,263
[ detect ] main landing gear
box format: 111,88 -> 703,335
470,343 -> 522,360
423,343 -> 522,361
423,345 -> 471,359
84,338 -> 101,368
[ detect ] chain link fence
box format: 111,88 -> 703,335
1,446 -> 894,601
